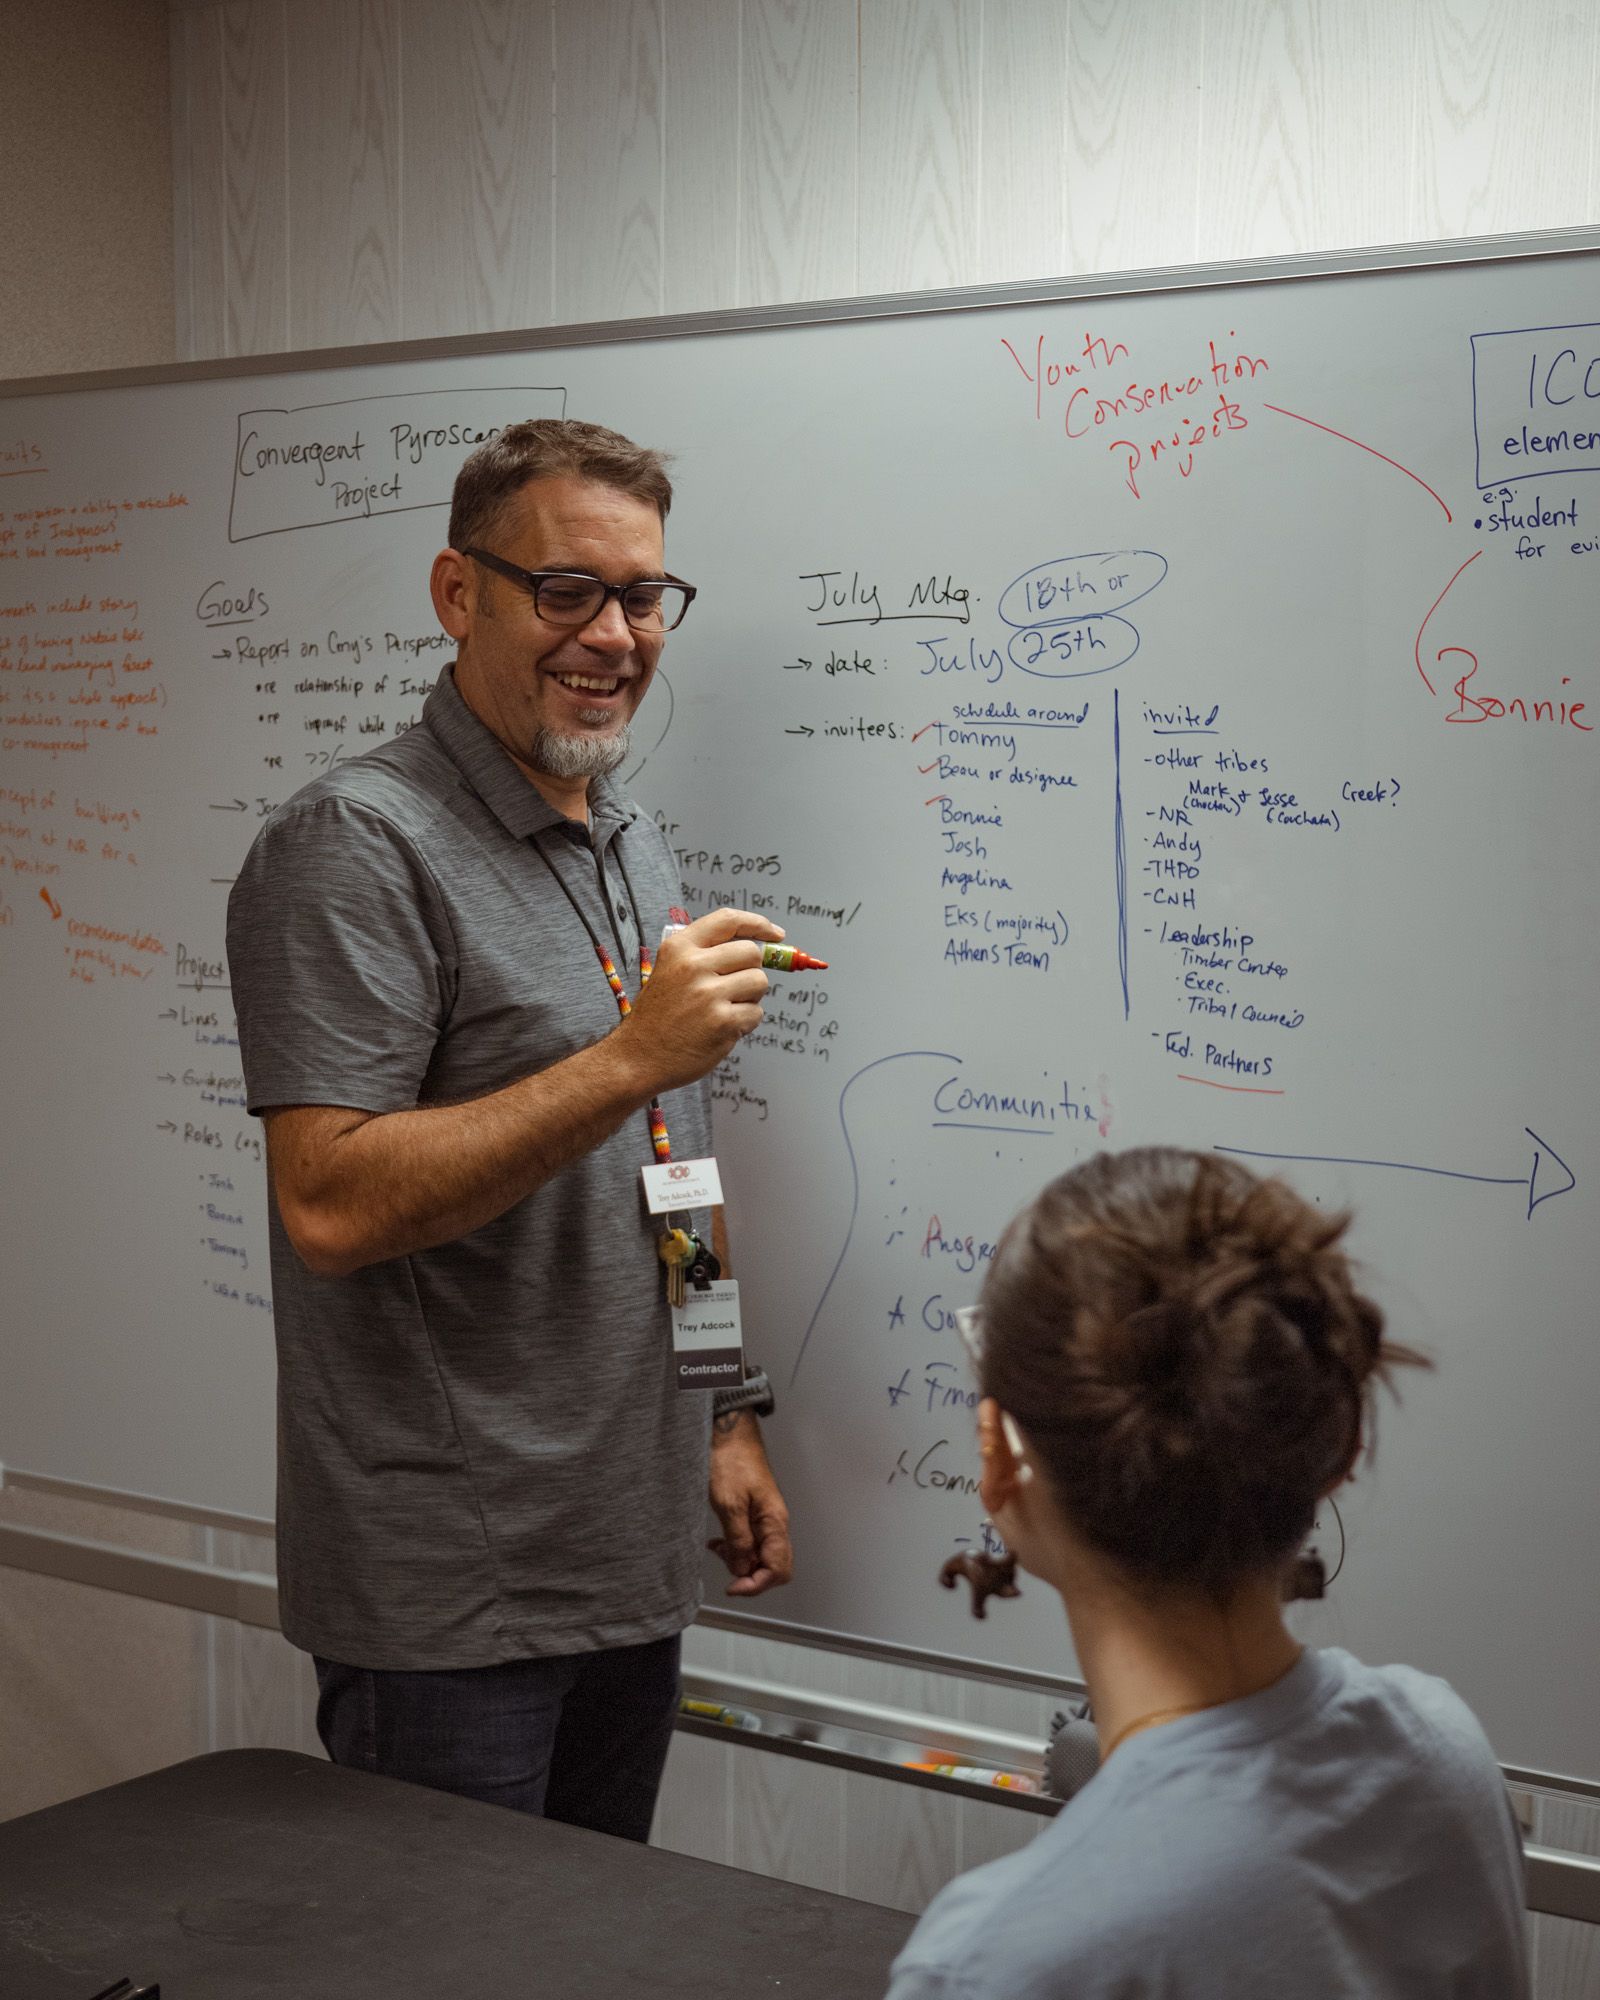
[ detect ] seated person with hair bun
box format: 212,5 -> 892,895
887,1147 -> 1529,2000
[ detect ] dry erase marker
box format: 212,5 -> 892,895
681,1697 -> 763,1731
761,943 -> 829,972
904,1761 -> 1038,1792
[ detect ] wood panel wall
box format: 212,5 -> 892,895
7,1 -> 1599,1992
167,0 -> 1600,359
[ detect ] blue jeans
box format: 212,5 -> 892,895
313,1633 -> 682,1843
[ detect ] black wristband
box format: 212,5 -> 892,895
711,1366 -> 774,1420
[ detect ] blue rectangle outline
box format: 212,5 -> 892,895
1471,322 -> 1600,491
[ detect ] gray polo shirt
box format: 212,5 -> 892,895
226,668 -> 713,1669
886,1647 -> 1530,2000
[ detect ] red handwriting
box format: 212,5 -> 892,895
1001,330 -> 1130,419
1086,338 -> 1265,498
1443,650 -> 1590,730
1109,393 -> 1249,498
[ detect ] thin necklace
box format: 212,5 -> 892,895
1099,1642 -> 1308,1763
1099,1701 -> 1214,1763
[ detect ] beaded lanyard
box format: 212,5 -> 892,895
529,829 -> 679,1168
594,940 -> 673,1161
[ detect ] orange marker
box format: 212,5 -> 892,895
761,944 -> 829,972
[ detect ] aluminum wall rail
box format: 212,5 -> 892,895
0,1523 -> 279,1628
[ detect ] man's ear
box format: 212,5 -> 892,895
430,547 -> 475,641
978,1397 -> 1032,1517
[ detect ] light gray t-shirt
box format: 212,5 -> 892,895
887,1648 -> 1529,2000
226,668 -> 714,1670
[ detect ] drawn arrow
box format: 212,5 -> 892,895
1412,550 -> 1482,696
157,1120 -> 177,1134
1216,1126 -> 1575,1221
208,799 -> 248,813
782,659 -> 812,671
784,725 -> 815,737
38,887 -> 61,919
1263,403 -> 1453,520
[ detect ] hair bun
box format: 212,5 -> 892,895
978,1148 -> 1425,1596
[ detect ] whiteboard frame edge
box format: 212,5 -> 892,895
698,1610 -> 1600,1807
2,225 -> 1599,402
696,1602 -> 1089,1697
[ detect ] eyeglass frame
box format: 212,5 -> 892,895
955,1304 -> 1052,1451
457,545 -> 698,632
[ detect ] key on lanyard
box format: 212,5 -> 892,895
659,1227 -> 696,1309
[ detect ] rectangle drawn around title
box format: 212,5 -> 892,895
228,387 -> 566,542
1471,323 -> 1600,490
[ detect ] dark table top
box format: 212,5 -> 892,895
0,1749 -> 916,1999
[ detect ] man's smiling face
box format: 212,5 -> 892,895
441,472 -> 666,805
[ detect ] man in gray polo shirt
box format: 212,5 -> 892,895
226,418 -> 791,1842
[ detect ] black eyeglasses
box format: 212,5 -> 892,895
459,546 -> 697,632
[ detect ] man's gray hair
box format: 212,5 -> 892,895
448,418 -> 674,553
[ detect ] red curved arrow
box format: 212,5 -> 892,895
1263,403 -> 1452,520
1412,550 -> 1482,696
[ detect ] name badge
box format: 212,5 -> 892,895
642,1155 -> 724,1214
672,1279 -> 743,1390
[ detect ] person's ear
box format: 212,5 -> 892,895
978,1397 -> 1032,1516
430,547 -> 475,641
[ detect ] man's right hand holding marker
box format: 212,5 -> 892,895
618,907 -> 787,1089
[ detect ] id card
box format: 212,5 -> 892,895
642,1155 -> 724,1214
672,1278 -> 743,1390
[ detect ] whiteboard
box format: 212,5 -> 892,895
2,236 -> 1596,1780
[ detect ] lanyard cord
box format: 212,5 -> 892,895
531,827 -> 673,1163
